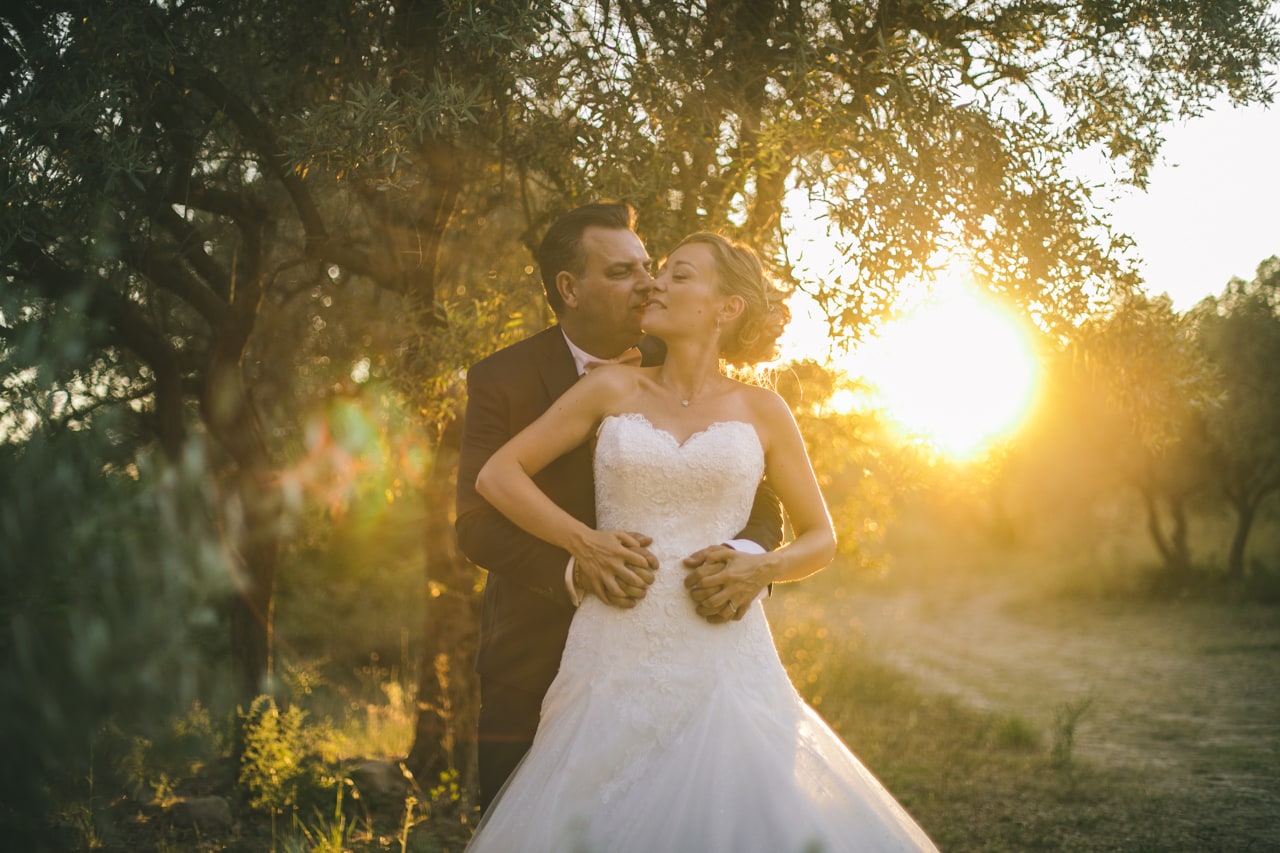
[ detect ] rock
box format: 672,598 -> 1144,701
349,759 -> 409,801
169,795 -> 233,834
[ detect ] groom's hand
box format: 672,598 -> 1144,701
684,544 -> 772,623
573,530 -> 658,609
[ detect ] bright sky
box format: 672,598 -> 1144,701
1079,94 -> 1280,309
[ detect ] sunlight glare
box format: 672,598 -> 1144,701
846,285 -> 1039,458
776,289 -> 835,365
778,190 -> 1039,457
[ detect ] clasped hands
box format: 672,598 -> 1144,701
572,530 -> 768,623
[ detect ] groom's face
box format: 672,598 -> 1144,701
558,226 -> 653,355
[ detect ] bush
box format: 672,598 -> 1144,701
0,427 -> 233,848
239,695 -> 334,848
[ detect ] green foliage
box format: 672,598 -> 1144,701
122,701 -> 230,807
1191,257 -> 1280,579
1073,291 -> 1216,456
993,714 -> 1043,753
284,653 -> 420,764
775,360 -> 927,571
0,0 -> 555,706
510,0 -> 1277,336
292,782 -> 356,853
238,695 -> 334,849
0,424 -> 233,846
1003,292 -> 1217,580
997,256 -> 1280,592
426,767 -> 463,815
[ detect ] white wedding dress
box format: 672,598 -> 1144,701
466,413 -> 938,853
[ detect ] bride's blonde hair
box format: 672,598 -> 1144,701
673,232 -> 790,366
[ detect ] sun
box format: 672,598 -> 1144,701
839,284 -> 1040,458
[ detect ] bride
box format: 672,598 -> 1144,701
468,232 -> 938,852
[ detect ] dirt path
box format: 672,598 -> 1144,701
846,583 -> 1280,810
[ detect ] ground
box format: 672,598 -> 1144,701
831,548 -> 1280,849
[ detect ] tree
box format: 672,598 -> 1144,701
1192,257 -> 1280,582
0,0 -> 547,708
774,361 -> 924,573
517,0 -> 1278,336
1060,293 -> 1215,579
0,419 -> 233,846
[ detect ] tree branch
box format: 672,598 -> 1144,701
48,383 -> 156,434
9,239 -> 173,369
156,206 -> 235,297
173,65 -> 406,290
120,237 -> 230,328
177,62 -> 328,241
7,238 -> 191,455
177,181 -> 263,221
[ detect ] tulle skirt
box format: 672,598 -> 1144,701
466,599 -> 938,853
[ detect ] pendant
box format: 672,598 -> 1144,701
681,399 -> 690,407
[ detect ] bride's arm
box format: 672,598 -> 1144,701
753,391 -> 837,583
476,367 -> 658,603
686,390 -> 835,619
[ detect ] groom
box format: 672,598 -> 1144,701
455,202 -> 783,810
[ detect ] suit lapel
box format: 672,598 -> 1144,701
536,326 -> 580,405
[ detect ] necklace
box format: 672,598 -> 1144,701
659,370 -> 707,408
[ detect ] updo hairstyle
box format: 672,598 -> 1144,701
673,232 -> 790,365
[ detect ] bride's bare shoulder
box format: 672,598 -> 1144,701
571,363 -> 654,418
729,383 -> 796,449
734,381 -> 790,414
577,363 -> 650,393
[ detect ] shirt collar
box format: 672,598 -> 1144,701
561,329 -> 643,375
561,329 -> 596,376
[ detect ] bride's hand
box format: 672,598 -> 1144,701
571,529 -> 659,608
683,545 -> 774,623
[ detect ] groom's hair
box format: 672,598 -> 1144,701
536,202 -> 638,315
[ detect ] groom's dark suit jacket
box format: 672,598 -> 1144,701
456,324 -> 782,698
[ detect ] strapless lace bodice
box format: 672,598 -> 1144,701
594,412 -> 765,563
560,412 -> 772,679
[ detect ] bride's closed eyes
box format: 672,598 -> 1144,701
661,260 -> 698,282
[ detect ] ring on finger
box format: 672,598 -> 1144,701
727,601 -> 738,616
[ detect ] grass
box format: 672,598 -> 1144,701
761,497 -> 1280,852
774,614 -> 1264,852
53,500 -> 1280,852
69,608 -> 1278,852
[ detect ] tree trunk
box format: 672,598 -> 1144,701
1169,494 -> 1190,576
215,420 -> 283,775
1142,489 -> 1191,578
1226,499 -> 1256,582
405,430 -> 481,804
203,295 -> 281,708
226,465 -> 282,703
